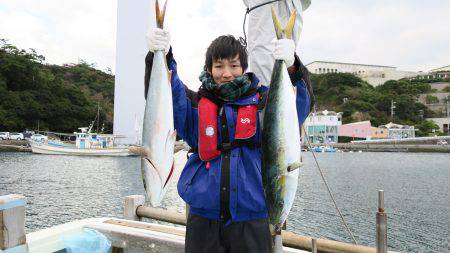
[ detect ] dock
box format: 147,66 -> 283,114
0,140 -> 31,152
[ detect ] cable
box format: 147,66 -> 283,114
239,0 -> 282,47
302,123 -> 359,245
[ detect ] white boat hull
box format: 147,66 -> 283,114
30,141 -> 134,157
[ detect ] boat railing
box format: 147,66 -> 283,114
124,192 -> 394,253
1,192 -> 394,253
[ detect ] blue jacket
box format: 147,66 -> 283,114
165,57 -> 311,222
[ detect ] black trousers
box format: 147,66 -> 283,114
185,214 -> 272,253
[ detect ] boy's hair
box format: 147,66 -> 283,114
204,35 -> 248,72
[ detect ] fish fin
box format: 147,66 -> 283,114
287,161 -> 303,172
284,10 -> 296,39
155,0 -> 168,28
165,129 -> 177,154
271,6 -> 296,39
271,7 -> 283,39
163,160 -> 175,188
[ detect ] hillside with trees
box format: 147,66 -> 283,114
0,39 -> 114,133
310,73 -> 441,136
0,40 -> 443,137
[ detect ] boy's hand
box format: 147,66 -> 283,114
272,38 -> 295,67
146,27 -> 171,54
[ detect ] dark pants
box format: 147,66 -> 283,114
185,214 -> 272,253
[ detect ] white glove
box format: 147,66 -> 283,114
272,38 -> 295,67
146,27 -> 170,54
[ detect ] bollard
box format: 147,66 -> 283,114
124,195 -> 145,221
376,190 -> 387,253
0,194 -> 28,252
311,238 -> 317,253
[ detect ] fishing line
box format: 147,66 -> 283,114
302,122 -> 359,245
239,0 -> 358,244
239,0 -> 282,47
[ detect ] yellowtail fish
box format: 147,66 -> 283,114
262,7 -> 302,253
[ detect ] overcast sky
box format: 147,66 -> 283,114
1,0 -> 449,89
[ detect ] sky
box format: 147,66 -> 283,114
1,0 -> 449,89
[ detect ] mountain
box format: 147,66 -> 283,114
0,39 -> 114,133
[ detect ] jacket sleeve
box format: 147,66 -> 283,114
289,54 -> 315,126
144,49 -> 199,147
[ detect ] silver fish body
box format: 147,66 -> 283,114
141,48 -> 176,207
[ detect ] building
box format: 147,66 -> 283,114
338,121 -> 372,139
305,61 -> 418,87
371,126 -> 389,139
303,110 -> 342,144
379,122 -> 415,139
337,121 -> 390,140
425,118 -> 450,134
417,82 -> 450,117
410,65 -> 450,80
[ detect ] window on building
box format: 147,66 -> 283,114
382,74 -> 385,78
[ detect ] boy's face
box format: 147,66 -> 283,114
210,54 -> 244,85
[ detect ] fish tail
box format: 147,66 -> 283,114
155,0 -> 168,28
271,7 -> 296,39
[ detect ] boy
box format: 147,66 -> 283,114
144,28 -> 313,253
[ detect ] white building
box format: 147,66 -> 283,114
303,110 -> 343,144
306,61 -> 418,87
430,65 -> 450,72
378,122 -> 415,139
426,117 -> 450,134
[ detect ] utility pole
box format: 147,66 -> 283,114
97,102 -> 100,134
447,100 -> 449,118
390,100 -> 396,122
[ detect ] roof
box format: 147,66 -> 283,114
429,65 -> 450,72
306,61 -> 396,69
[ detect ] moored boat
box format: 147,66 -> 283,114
29,128 -> 134,157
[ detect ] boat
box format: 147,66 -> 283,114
310,145 -> 338,153
29,127 -> 134,156
1,194 -> 388,253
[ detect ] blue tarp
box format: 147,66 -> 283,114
61,228 -> 111,253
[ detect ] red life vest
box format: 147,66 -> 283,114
198,96 -> 258,161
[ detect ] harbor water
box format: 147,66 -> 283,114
0,151 -> 449,252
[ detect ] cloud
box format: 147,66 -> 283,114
300,0 -> 450,71
0,0 -> 117,72
1,0 -> 449,87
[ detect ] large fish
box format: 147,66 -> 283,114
140,0 -> 176,207
261,7 -> 302,253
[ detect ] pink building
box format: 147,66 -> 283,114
338,121 -> 372,139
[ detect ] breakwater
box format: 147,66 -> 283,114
0,140 -> 30,152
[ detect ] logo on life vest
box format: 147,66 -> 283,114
240,118 -> 251,124
205,125 -> 215,137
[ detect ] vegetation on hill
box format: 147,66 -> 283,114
310,73 -> 441,136
0,40 -> 444,137
0,39 -> 114,133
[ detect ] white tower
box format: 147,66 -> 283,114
114,0 -> 155,144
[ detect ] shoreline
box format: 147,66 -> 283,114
1,140 -> 449,153
0,140 -> 31,152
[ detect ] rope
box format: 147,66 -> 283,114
239,0 -> 282,47
302,123 -> 359,245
